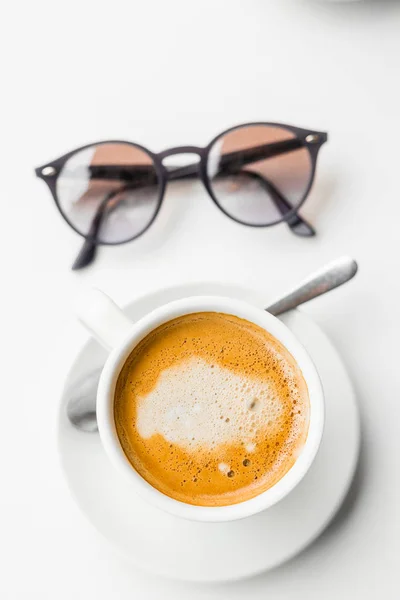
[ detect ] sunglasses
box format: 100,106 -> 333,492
35,122 -> 327,269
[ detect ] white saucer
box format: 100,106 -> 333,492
57,282 -> 360,583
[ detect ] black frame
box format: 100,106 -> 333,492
35,122 -> 327,269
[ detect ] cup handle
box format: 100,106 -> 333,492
74,288 -> 133,351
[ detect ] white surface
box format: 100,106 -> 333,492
80,290 -> 325,522
1,0 -> 400,598
57,282 -> 359,582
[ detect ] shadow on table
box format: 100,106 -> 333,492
363,0 -> 400,3
304,0 -> 400,12
307,0 -> 400,4
302,425 -> 365,548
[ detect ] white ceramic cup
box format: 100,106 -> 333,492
75,289 -> 324,522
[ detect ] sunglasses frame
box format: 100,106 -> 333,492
35,122 -> 327,249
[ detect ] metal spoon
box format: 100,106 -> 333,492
67,368 -> 103,433
67,256 -> 358,432
266,255 -> 358,316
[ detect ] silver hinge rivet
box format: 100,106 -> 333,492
41,166 -> 56,176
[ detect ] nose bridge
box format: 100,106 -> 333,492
158,145 -> 203,160
159,146 -> 204,182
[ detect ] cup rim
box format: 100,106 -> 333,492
97,295 -> 324,522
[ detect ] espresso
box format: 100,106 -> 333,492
114,312 -> 310,507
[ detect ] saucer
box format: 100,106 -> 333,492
57,282 -> 360,583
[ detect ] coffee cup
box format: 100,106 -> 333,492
75,289 -> 324,522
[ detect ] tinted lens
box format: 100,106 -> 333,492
207,125 -> 313,225
56,143 -> 161,243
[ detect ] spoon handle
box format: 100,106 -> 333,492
266,256 -> 358,317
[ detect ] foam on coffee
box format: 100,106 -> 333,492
138,358 -> 289,447
114,312 -> 310,507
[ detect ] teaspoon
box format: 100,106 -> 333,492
67,256 -> 358,432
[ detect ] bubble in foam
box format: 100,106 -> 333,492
248,398 -> 258,410
218,462 -> 230,474
246,442 -> 256,453
136,357 -> 284,449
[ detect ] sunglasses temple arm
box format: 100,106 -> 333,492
217,168 -> 315,236
219,138 -> 304,169
76,139 -> 309,184
154,165 -> 314,236
71,165 -> 204,269
284,211 -> 315,237
255,173 -> 315,237
71,237 -> 98,270
71,169 -> 313,270
71,188 -> 127,270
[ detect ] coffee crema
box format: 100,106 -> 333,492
114,312 -> 310,507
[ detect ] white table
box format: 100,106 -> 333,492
2,1 -> 400,598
